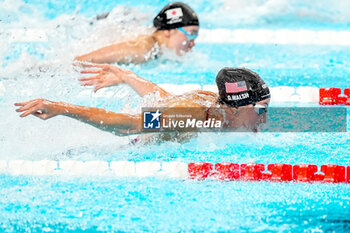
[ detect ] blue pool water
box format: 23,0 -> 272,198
1,176 -> 349,232
1,0 -> 350,232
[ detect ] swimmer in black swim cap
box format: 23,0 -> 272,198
152,2 -> 199,54
215,68 -> 271,132
216,68 -> 270,107
75,2 -> 199,64
153,2 -> 199,30
16,65 -> 270,142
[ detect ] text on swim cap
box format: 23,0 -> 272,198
227,93 -> 249,101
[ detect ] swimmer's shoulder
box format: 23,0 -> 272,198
131,35 -> 157,50
119,34 -> 159,63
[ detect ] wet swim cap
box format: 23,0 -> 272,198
153,2 -> 199,30
216,68 -> 270,107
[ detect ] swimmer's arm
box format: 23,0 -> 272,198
15,99 -> 142,136
75,35 -> 156,64
123,72 -> 172,98
80,64 -> 172,98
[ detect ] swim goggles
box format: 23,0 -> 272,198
253,104 -> 268,115
178,27 -> 198,41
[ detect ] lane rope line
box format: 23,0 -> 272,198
1,160 -> 349,183
197,29 -> 350,45
7,28 -> 350,45
1,83 -> 349,104
54,85 -> 350,104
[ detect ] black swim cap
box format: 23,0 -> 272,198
153,2 -> 199,30
216,68 -> 271,107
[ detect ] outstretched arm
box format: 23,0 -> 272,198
15,99 -> 142,136
79,64 -> 172,98
74,35 -> 156,64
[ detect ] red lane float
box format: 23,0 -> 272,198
345,88 -> 350,105
188,162 -> 213,179
319,87 -> 350,105
241,163 -> 265,181
214,163 -> 239,180
188,163 -> 350,183
321,165 -> 346,183
293,164 -> 318,182
267,163 -> 293,182
319,88 -> 341,105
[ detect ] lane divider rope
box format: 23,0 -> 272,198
7,29 -> 350,45
74,85 -> 350,104
197,29 -> 350,45
1,80 -> 349,105
1,160 -> 349,183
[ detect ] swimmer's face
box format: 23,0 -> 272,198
224,98 -> 270,132
237,98 -> 270,132
165,26 -> 199,55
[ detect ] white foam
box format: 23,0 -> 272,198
77,89 -> 92,98
9,29 -> 49,42
91,89 -> 115,98
202,85 -> 218,93
135,161 -> 161,177
0,82 -> 5,96
110,161 -> 135,177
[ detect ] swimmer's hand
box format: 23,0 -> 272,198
79,63 -> 133,92
15,99 -> 61,120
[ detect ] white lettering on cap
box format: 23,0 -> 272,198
227,93 -> 249,101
